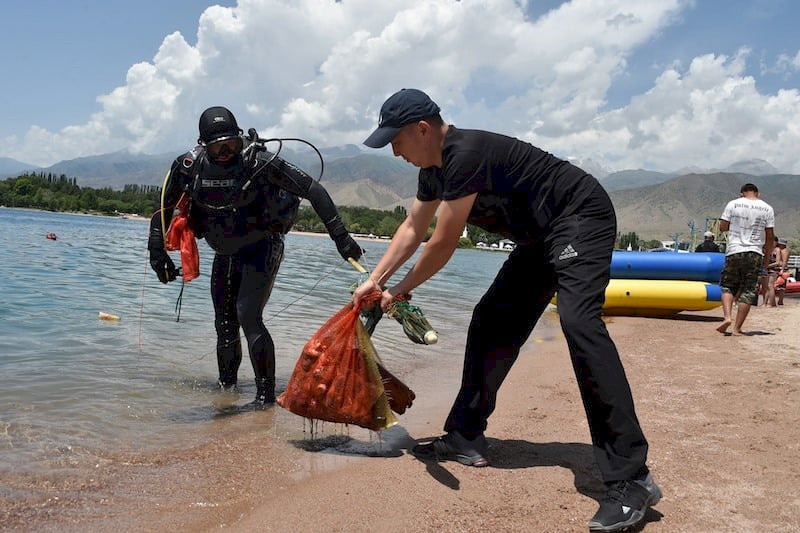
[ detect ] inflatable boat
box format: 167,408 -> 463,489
611,251 -> 724,283
601,279 -> 722,317
553,279 -> 722,318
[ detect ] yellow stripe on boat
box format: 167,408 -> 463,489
553,279 -> 722,318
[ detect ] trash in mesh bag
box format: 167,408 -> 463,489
277,291 -> 413,431
385,297 -> 438,345
355,321 -> 416,415
165,194 -> 199,282
352,272 -> 438,346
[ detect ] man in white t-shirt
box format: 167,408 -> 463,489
717,183 -> 775,335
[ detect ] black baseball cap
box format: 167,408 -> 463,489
364,88 -> 441,148
198,106 -> 242,144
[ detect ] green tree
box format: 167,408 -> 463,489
618,231 -> 640,250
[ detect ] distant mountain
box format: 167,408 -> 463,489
565,157 -> 609,179
600,169 -> 678,192
285,152 -> 417,209
723,158 -> 779,176
6,148 -> 799,240
600,159 -> 782,192
37,150 -> 177,188
0,157 -> 38,177
673,159 -> 780,178
323,154 -> 417,194
23,146 -> 418,210
610,172 -> 800,241
317,143 -> 363,159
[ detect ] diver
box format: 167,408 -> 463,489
147,106 -> 362,408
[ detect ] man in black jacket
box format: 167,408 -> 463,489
695,231 -> 721,253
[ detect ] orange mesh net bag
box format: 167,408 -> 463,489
277,291 -> 414,431
165,194 -> 199,282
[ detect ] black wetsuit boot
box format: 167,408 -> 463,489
216,328 -> 242,392
251,377 -> 276,409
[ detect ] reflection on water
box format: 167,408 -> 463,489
0,207 -> 561,504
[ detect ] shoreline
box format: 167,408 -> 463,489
5,297 -> 799,531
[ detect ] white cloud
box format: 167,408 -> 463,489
582,50 -> 800,172
774,50 -> 800,73
3,0 -> 800,174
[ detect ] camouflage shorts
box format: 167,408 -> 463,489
719,251 -> 763,306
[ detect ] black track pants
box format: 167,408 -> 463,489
444,184 -> 649,482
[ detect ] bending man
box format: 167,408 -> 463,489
353,89 -> 659,533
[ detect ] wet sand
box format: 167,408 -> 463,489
3,299 -> 800,532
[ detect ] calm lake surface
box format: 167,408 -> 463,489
0,207 -> 560,491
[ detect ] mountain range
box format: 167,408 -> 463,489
3,150 -> 797,241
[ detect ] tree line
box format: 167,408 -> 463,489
618,231 -> 666,251
0,172 -> 458,243
0,172 -> 161,216
1,172 -> 656,250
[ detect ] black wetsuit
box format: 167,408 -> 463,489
148,139 -> 359,402
418,126 -> 649,483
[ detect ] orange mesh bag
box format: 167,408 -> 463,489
165,194 -> 199,282
277,291 -> 399,431
356,323 -> 416,415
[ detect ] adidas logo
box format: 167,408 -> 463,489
558,244 -> 578,260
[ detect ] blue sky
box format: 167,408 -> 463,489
2,0 -> 799,174
1,1 -> 233,139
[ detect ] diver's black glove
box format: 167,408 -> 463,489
149,247 -> 179,284
334,233 -> 363,262
325,215 -> 363,261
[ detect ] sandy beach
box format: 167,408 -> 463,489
5,296 -> 799,532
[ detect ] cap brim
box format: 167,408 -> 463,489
363,125 -> 401,148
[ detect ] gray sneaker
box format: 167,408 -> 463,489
589,472 -> 662,532
411,430 -> 490,467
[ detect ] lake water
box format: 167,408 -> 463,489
0,207 -> 560,497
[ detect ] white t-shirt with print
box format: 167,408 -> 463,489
721,197 -> 775,255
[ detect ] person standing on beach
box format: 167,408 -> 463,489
352,88 -> 660,533
717,183 -> 775,335
147,106 -> 361,408
774,237 -> 790,306
761,236 -> 781,307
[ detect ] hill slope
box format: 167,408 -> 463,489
610,173 -> 800,241
7,149 -> 799,240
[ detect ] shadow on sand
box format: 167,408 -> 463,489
411,437 -> 663,529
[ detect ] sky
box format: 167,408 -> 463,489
2,0 -> 799,174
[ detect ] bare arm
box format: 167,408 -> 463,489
763,227 -> 775,267
780,246 -> 791,270
389,193 -> 477,296
719,219 -> 730,232
353,193 -> 477,309
368,198 -> 440,284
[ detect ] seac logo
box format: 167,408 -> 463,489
201,179 -> 236,187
